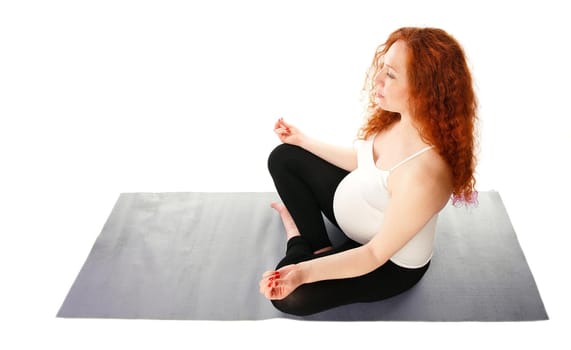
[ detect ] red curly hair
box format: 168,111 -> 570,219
360,27 -> 478,205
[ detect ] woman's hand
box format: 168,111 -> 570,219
259,264 -> 303,300
274,118 -> 306,147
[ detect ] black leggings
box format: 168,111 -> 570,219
267,143 -> 430,316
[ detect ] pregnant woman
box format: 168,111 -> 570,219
259,27 -> 478,316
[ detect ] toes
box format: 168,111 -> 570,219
270,202 -> 285,212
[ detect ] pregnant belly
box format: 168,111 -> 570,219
333,172 -> 384,244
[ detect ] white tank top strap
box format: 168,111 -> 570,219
388,146 -> 434,173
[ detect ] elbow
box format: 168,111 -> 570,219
363,242 -> 388,271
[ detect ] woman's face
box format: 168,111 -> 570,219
374,40 -> 410,114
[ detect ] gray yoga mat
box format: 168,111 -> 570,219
57,191 -> 548,321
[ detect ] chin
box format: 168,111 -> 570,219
377,101 -> 392,112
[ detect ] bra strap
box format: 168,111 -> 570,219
388,146 -> 434,173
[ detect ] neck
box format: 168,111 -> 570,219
399,110 -> 412,124
397,112 -> 419,132
392,113 -> 428,147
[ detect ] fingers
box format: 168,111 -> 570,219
278,117 -> 292,130
273,117 -> 284,129
260,266 -> 298,300
274,127 -> 290,136
274,117 -> 291,135
263,281 -> 282,300
262,269 -> 282,277
259,271 -> 283,299
273,118 -> 283,130
259,271 -> 280,289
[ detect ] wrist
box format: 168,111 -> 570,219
297,134 -> 312,151
296,260 -> 311,285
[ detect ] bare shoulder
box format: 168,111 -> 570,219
389,149 -> 452,212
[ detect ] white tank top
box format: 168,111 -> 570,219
333,135 -> 438,268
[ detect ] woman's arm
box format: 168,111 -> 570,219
299,137 -> 358,172
260,159 -> 452,300
275,118 -> 357,172
300,168 -> 450,283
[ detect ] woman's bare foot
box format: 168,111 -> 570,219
271,202 -> 301,240
313,246 -> 333,254
270,202 -> 333,254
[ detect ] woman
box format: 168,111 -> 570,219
259,27 -> 477,316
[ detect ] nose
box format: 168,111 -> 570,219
375,68 -> 386,87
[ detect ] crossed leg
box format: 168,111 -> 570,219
271,202 -> 333,254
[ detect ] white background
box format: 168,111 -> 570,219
1,0 -> 570,348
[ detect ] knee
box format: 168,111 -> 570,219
270,283 -> 322,317
267,143 -> 301,175
271,296 -> 314,317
